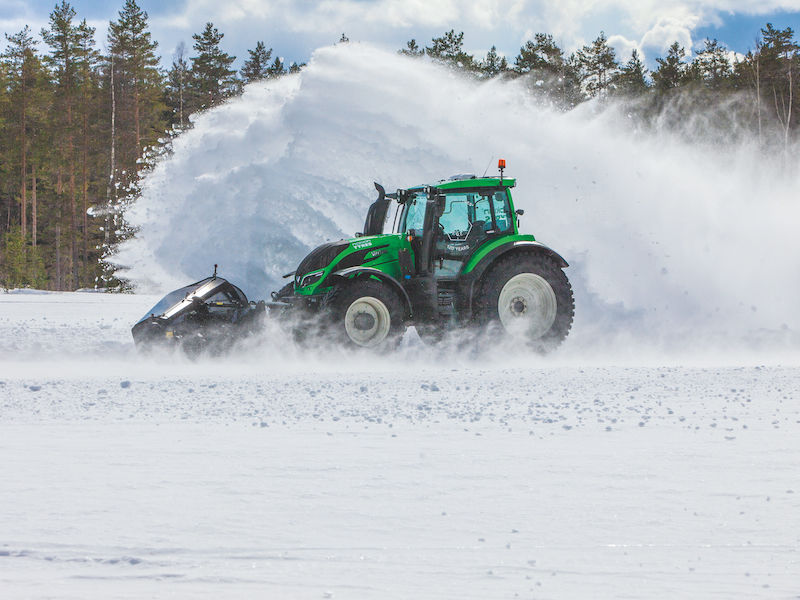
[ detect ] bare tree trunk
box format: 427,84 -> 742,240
754,55 -> 762,145
55,223 -> 61,290
31,163 -> 37,247
56,168 -> 63,290
786,67 -> 793,162
134,79 -> 141,154
179,66 -> 184,127
20,79 -> 27,246
105,54 -> 117,250
82,86 -> 89,279
69,103 -> 78,289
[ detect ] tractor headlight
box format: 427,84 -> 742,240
299,270 -> 325,288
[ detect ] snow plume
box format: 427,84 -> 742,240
116,43 -> 800,356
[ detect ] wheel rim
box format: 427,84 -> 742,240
497,273 -> 557,340
344,296 -> 392,347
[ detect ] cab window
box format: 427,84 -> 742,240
438,192 -> 493,240
438,193 -> 471,239
492,191 -> 513,233
400,192 -> 428,233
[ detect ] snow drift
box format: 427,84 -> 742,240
115,43 -> 800,354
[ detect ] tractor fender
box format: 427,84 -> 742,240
331,266 -> 413,319
461,240 -> 569,315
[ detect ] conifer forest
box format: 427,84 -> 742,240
1,0 -> 798,290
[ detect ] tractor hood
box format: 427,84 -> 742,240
294,241 -> 350,287
293,234 -> 403,292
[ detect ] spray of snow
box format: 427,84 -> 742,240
115,43 -> 800,356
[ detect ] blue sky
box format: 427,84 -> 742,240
2,0 -> 800,68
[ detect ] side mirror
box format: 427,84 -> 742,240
516,209 -> 525,216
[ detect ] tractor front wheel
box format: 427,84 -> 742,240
325,278 -> 405,349
475,254 -> 574,351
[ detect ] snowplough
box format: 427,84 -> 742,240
132,161 -> 574,354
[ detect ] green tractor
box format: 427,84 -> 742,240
269,161 -> 574,350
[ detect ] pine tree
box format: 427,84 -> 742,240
241,41 -> 273,83
652,42 -> 688,91
75,19 -> 101,284
0,227 -> 47,289
400,39 -> 423,56
2,27 -> 41,246
267,56 -> 286,78
41,0 -> 81,289
512,34 -> 582,109
614,49 -> 649,96
0,59 -> 10,239
692,39 -> 732,89
758,24 -> 798,153
190,22 -> 238,110
480,46 -> 507,77
426,30 -> 476,71
1,30 -> 52,287
108,0 -> 163,184
514,33 -> 565,75
165,42 -> 190,129
577,32 -> 619,98
102,1 -> 163,289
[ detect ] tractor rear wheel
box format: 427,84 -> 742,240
325,278 -> 405,349
475,253 -> 574,351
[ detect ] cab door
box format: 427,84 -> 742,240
434,189 -> 513,278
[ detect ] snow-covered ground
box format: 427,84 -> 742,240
4,43 -> 800,599
1,290 -> 799,599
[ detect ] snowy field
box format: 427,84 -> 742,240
4,43 -> 800,599
1,290 -> 799,599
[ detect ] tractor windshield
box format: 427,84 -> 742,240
395,191 -> 428,233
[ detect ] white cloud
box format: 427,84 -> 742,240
607,34 -> 643,63
4,0 -> 800,63
640,14 -> 699,54
153,0 -> 800,50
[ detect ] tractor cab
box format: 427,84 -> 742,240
393,178 -> 518,280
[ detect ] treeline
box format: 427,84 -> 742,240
0,0 -> 301,290
403,28 -> 798,148
1,5 -> 797,290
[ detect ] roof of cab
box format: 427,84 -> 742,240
408,176 -> 516,191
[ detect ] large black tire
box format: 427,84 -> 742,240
323,278 -> 406,350
474,253 -> 574,351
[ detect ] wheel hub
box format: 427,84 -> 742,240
497,273 -> 557,340
344,296 -> 392,347
511,296 -> 527,316
353,312 -> 376,331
